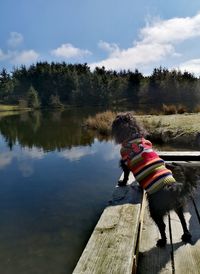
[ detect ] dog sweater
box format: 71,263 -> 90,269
121,137 -> 175,194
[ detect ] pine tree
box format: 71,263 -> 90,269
27,85 -> 40,109
48,94 -> 64,108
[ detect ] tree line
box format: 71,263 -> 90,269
0,62 -> 200,110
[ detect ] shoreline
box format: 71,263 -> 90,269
85,112 -> 200,148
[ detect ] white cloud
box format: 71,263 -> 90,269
90,13 -> 200,71
140,14 -> 200,44
0,152 -> 13,169
51,43 -> 92,59
0,32 -> 39,66
0,48 -> 39,65
60,146 -> 96,162
22,147 -> 45,159
11,50 -> 39,65
91,42 -> 174,71
15,147 -> 44,177
7,32 -> 24,48
59,140 -> 119,162
179,58 -> 200,75
0,146 -> 45,177
98,40 -> 120,56
18,161 -> 34,177
103,143 -> 120,161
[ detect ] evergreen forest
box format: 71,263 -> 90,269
0,62 -> 200,110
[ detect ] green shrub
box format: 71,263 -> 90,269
27,86 -> 40,109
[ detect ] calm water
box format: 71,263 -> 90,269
0,109 -> 121,274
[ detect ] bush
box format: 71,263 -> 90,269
177,104 -> 187,114
85,111 -> 116,135
162,104 -> 177,115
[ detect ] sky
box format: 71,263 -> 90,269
1,0 -> 200,75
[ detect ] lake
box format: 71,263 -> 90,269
0,108 -> 196,274
0,108 -> 121,274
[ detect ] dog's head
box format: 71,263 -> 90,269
111,112 -> 147,144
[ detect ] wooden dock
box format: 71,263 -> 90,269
137,185 -> 200,274
73,152 -> 200,274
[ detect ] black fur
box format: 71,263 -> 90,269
120,161 -> 192,247
112,113 -> 193,247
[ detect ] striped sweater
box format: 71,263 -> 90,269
120,137 -> 175,194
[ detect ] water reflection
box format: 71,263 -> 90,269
0,109 -> 120,274
0,109 -> 104,151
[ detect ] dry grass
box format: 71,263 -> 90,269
85,111 -> 117,135
162,104 -> 177,115
85,110 -> 200,139
177,104 -> 187,114
0,104 -> 30,118
84,110 -> 200,147
138,113 -> 200,133
0,104 -> 20,111
162,104 -> 188,115
0,104 -> 30,111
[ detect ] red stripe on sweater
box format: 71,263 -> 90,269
140,168 -> 172,189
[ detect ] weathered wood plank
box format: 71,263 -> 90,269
137,195 -> 173,274
73,174 -> 143,274
137,162 -> 200,274
158,152 -> 200,156
73,162 -> 200,274
170,196 -> 200,274
158,151 -> 200,162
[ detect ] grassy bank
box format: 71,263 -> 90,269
0,104 -> 31,118
85,111 -> 200,147
139,113 -> 200,133
0,104 -> 31,112
85,111 -> 200,134
0,104 -> 20,112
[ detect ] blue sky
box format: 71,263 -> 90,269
1,0 -> 200,75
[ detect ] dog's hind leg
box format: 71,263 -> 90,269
151,214 -> 167,247
175,207 -> 192,242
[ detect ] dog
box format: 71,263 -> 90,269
112,112 -> 192,247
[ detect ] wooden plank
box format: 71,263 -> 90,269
137,195 -> 173,274
158,151 -> 200,162
170,194 -> 200,274
138,162 -> 200,274
73,174 -> 143,274
73,162 -> 200,274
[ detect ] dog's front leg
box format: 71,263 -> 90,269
118,159 -> 130,186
